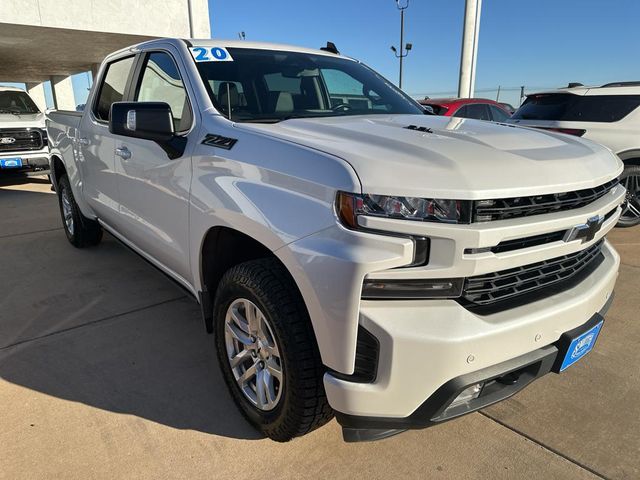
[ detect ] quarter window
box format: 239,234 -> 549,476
136,52 -> 192,131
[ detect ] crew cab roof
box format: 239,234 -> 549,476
107,38 -> 351,61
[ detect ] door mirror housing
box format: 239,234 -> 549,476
109,102 -> 186,159
422,105 -> 435,115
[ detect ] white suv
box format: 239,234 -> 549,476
509,82 -> 640,227
0,86 -> 50,176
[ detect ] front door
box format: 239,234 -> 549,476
113,50 -> 194,283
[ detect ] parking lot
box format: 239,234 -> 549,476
1,176 -> 638,480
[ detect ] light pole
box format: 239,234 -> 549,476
457,0 -> 482,98
391,0 -> 412,89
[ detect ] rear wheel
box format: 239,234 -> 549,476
213,258 -> 332,441
56,174 -> 103,247
617,165 -> 640,228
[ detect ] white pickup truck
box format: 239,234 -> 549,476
0,86 -> 50,175
47,39 -> 624,443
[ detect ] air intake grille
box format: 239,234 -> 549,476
0,129 -> 43,152
473,179 -> 618,222
463,240 -> 604,307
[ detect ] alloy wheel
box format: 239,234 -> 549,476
621,173 -> 640,221
224,298 -> 284,411
61,187 -> 75,235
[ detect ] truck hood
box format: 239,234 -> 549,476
239,114 -> 622,199
0,112 -> 45,129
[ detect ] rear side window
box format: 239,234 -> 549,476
94,56 -> 135,121
454,103 -> 491,121
489,105 -> 510,122
513,93 -> 640,122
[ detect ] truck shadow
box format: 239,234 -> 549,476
0,295 -> 263,440
0,183 -> 263,440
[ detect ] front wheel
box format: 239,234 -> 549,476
617,165 -> 640,228
56,174 -> 103,247
213,258 -> 332,441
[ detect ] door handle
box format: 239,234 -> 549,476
78,137 -> 90,146
115,146 -> 131,160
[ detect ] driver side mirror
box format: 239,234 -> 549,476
422,105 -> 435,115
109,102 -> 186,159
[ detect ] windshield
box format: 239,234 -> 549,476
0,91 -> 40,114
194,48 -> 424,122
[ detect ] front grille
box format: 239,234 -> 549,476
473,179 -> 619,222
463,240 -> 604,307
0,129 -> 43,152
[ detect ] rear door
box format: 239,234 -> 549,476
112,48 -> 195,283
80,55 -> 136,226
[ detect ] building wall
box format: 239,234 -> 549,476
0,0 -> 210,38
0,0 -> 210,109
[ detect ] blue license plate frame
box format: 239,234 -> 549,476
559,320 -> 603,371
0,157 -> 23,168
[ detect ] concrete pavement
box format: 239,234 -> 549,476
1,177 -> 638,479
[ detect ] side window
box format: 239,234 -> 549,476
489,105 -> 510,122
136,52 -> 192,131
94,56 -> 135,121
453,105 -> 469,118
322,69 -> 375,110
455,104 -> 491,121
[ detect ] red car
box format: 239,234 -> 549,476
419,97 -> 512,122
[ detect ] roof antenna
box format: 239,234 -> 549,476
320,42 -> 339,54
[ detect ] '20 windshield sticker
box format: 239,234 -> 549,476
189,47 -> 234,62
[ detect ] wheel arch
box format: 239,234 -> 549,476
616,149 -> 640,165
50,154 -> 66,190
197,226 -> 319,344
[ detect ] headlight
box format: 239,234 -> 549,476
337,192 -> 471,228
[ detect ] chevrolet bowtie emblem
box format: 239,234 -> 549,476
564,215 -> 605,244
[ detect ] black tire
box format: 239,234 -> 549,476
56,174 -> 103,247
213,258 -> 333,441
617,165 -> 640,228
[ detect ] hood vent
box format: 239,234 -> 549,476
405,125 -> 433,133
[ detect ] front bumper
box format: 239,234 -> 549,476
0,150 -> 50,173
337,305 -> 610,442
325,240 -> 619,439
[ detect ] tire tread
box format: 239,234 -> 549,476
214,258 -> 333,441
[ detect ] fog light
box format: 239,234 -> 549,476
449,382 -> 483,409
